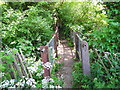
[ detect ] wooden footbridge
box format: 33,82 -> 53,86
40,25 -> 91,88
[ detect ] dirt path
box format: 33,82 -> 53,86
57,40 -> 75,88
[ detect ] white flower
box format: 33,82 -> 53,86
113,53 -> 117,57
26,80 -> 32,86
42,84 -> 48,88
92,0 -> 103,5
10,79 -> 15,85
26,78 -> 36,86
29,78 -> 35,82
50,85 -> 54,88
36,70 -> 44,76
42,78 -> 48,85
0,85 -> 4,88
55,85 -> 62,88
22,76 -> 25,78
32,85 -> 36,88
94,78 -> 97,80
43,62 -> 52,69
16,82 -> 20,86
3,80 -> 9,87
16,81 -> 25,87
29,78 -> 36,84
49,78 -> 54,83
42,78 -> 49,88
42,77 -> 55,88
102,11 -> 106,14
25,78 -> 29,80
0,72 -> 5,77
27,66 -> 38,73
20,83 -> 24,87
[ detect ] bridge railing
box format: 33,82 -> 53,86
70,29 -> 91,76
40,27 -> 59,78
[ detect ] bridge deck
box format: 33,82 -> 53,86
57,40 -> 75,88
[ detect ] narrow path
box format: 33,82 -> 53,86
57,40 -> 75,88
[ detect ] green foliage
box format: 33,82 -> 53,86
57,2 -> 107,38
1,2 -> 54,57
72,2 -> 120,88
104,2 -> 120,22
1,1 -> 120,89
51,58 -> 63,86
73,54 -> 120,88
66,38 -> 74,47
72,62 -> 92,88
0,64 -> 5,71
88,22 -> 120,53
86,2 -> 120,53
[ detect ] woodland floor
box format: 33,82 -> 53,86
57,39 -> 75,88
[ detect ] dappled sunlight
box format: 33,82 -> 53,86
57,40 -> 75,88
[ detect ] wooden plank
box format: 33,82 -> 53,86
54,34 -> 58,57
75,35 -> 79,59
9,63 -> 17,79
48,47 -> 53,64
40,46 -> 50,78
16,52 -> 29,78
46,36 -> 55,46
13,56 -> 23,78
78,40 -> 82,61
81,41 -> 91,76
19,49 -> 33,78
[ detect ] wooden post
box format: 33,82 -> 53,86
75,35 -> 79,59
40,46 -> 50,78
54,33 -> 58,57
56,30 -> 59,46
81,41 -> 91,76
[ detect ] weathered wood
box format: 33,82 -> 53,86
94,49 -> 109,75
16,52 -> 29,78
13,56 -> 23,78
78,40 -> 82,61
9,63 -> 17,79
75,35 -> 79,59
81,41 -> 91,76
40,46 -> 50,78
19,49 -> 33,78
104,54 -> 114,68
9,49 -> 23,78
56,31 -> 59,46
54,33 -> 58,57
48,47 -> 53,64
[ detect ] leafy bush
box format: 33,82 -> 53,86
72,2 -> 120,88
88,22 -> 120,53
1,2 -> 63,89
1,2 -> 54,57
73,53 -> 120,88
57,2 -> 107,37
